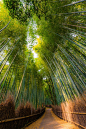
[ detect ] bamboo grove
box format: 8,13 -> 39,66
0,0 -> 86,109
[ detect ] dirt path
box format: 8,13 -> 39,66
25,108 -> 80,129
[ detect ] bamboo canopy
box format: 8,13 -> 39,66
0,0 -> 86,108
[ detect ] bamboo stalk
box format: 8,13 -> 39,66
57,0 -> 85,8
63,24 -> 86,29
52,11 -> 86,16
0,51 -> 19,84
0,39 -> 10,52
0,19 -> 11,33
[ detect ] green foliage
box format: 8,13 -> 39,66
3,0 -> 28,23
32,0 -> 86,104
1,0 -> 86,107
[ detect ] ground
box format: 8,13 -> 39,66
25,108 -> 80,129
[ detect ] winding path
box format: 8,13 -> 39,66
25,108 -> 80,129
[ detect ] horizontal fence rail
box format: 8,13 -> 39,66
53,110 -> 86,129
56,111 -> 86,115
0,108 -> 45,129
0,109 -> 45,123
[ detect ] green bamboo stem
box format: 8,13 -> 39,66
0,38 -> 10,52
0,50 -> 19,85
0,19 -> 11,33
